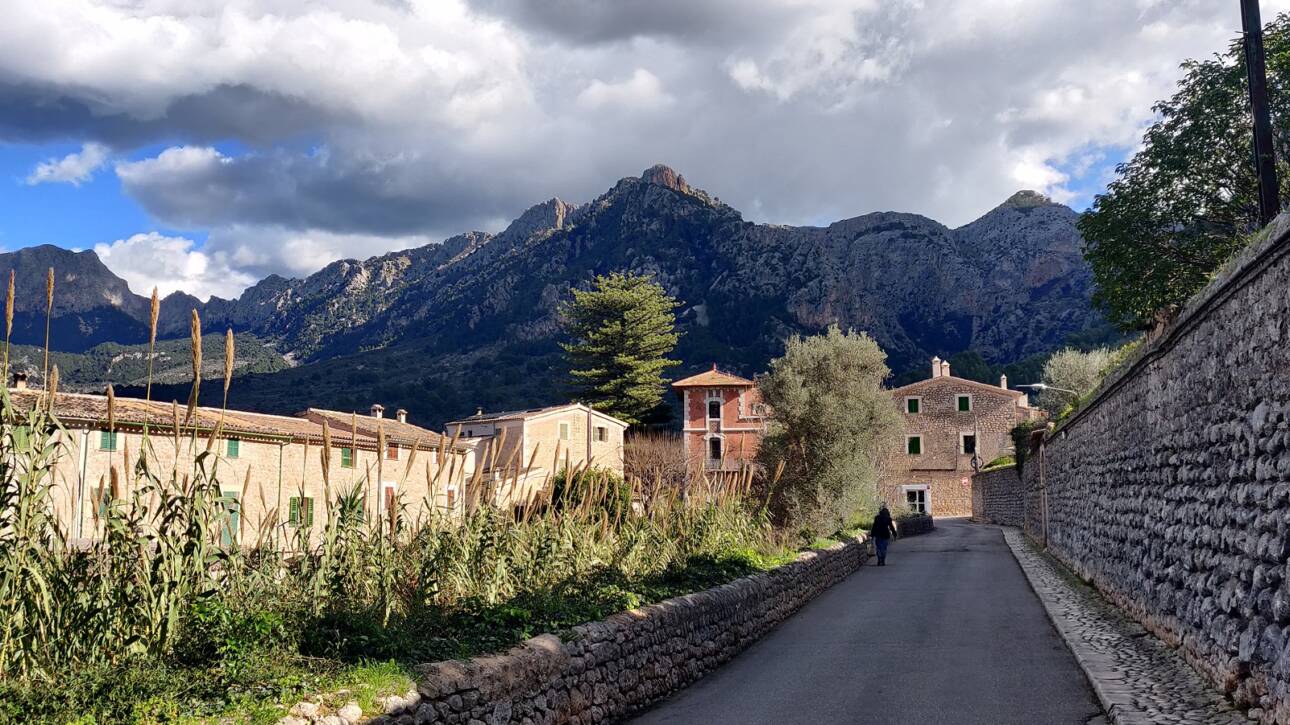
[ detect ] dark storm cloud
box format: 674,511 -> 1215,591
464,0 -> 788,45
0,83 -> 346,147
116,146 -> 529,237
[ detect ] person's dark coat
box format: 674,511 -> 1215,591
871,508 -> 898,540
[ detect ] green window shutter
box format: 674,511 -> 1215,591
907,437 -> 921,455
341,447 -> 354,468
958,396 -> 971,412
906,398 -> 919,414
219,493 -> 240,548
227,438 -> 240,458
99,430 -> 117,451
289,497 -> 300,525
303,498 -> 314,527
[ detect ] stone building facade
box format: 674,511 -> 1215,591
881,358 -> 1039,518
672,366 -> 768,472
8,385 -> 471,548
445,403 -> 628,507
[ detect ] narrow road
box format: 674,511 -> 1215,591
631,519 -> 1103,725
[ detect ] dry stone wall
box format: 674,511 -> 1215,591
1017,216 -> 1290,724
376,536 -> 870,725
971,467 -> 1024,527
897,513 -> 935,537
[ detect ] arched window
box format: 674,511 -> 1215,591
708,437 -> 722,461
707,399 -> 721,419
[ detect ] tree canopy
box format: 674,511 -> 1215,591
560,272 -> 681,426
754,326 -> 902,539
1080,14 -> 1290,329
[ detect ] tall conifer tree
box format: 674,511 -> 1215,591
561,272 -> 680,425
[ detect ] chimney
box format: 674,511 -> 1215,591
370,403 -> 385,419
396,408 -> 408,424
931,357 -> 942,379
12,372 -> 27,390
941,360 -> 951,378
1000,373 -> 1009,390
475,407 -> 484,416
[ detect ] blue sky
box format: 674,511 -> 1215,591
0,0 -> 1275,300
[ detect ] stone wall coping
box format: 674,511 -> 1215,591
1052,211 -> 1290,439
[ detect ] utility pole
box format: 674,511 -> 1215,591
1242,0 -> 1280,225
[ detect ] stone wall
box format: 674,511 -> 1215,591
375,536 -> 870,724
970,466 -> 1024,527
897,513 -> 935,537
1016,216 -> 1290,724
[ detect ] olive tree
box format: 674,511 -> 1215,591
754,326 -> 902,540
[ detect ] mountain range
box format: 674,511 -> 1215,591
0,165 -> 1108,427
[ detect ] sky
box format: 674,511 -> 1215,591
1,0 -> 1286,301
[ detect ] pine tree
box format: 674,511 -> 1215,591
561,272 -> 681,426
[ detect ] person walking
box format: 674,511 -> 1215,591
871,504 -> 898,566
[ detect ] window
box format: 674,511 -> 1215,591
386,444 -> 399,461
99,430 -> 118,452
903,485 -> 929,514
751,403 -> 768,416
341,447 -> 354,468
91,486 -> 110,519
708,437 -> 723,460
288,496 -> 315,527
957,395 -> 972,412
559,422 -> 570,441
906,436 -> 922,455
226,438 -> 240,459
383,484 -> 398,527
707,399 -> 721,419
594,426 -> 608,442
445,488 -> 457,511
905,397 -> 921,414
218,492 -> 240,548
960,433 -> 977,456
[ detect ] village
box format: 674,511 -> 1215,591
11,352 -> 1041,547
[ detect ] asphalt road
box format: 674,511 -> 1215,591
631,519 -> 1103,725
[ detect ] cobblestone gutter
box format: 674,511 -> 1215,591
373,535 -> 872,724
1005,528 -> 1253,725
1014,212 -> 1290,725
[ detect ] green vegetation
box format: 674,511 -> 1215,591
982,455 -> 1015,471
1081,14 -> 1290,330
1009,421 -> 1045,477
7,333 -> 289,391
1038,338 -> 1144,422
561,272 -> 681,426
0,271 -> 822,723
754,326 -> 903,541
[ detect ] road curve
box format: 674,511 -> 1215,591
631,519 -> 1102,725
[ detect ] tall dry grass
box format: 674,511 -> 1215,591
0,270 -> 774,690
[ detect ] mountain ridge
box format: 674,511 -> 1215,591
0,166 -> 1105,426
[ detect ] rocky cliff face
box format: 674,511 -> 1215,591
3,166 -> 1104,424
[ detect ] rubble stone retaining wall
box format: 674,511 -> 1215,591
1018,217 -> 1290,724
897,513 -> 935,537
971,467 -> 1024,527
377,536 -> 872,724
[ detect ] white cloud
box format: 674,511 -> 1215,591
6,0 -> 1290,290
577,69 -> 673,111
94,232 -> 258,300
24,142 -> 110,186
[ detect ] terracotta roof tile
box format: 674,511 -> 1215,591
671,367 -> 755,388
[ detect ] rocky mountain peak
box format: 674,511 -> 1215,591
640,164 -> 692,195
999,190 -> 1056,209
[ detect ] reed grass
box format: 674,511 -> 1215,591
0,267 -> 796,723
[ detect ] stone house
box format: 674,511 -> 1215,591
6,380 -> 472,548
444,403 -> 629,508
672,366 -> 768,473
881,357 -> 1041,518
